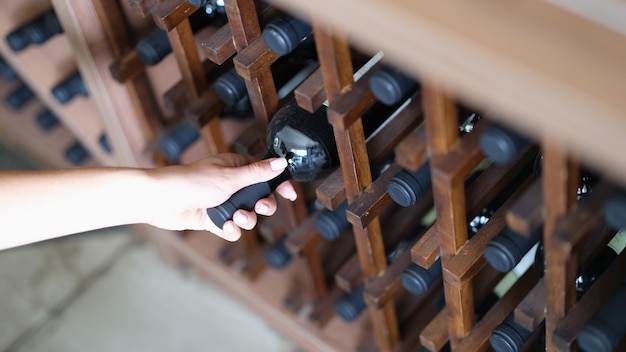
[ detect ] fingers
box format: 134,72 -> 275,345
228,157 -> 289,192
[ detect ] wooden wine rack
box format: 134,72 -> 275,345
2,0 -> 626,351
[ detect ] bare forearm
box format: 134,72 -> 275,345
0,168 -> 157,250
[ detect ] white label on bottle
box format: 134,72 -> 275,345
608,228 -> 626,254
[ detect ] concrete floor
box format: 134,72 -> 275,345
0,142 -> 299,352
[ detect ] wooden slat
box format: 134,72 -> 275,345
506,179 -> 544,237
151,0 -> 197,31
294,68 -> 325,113
109,49 -> 144,83
201,22 -> 236,65
420,307 -> 449,352
395,123 -> 429,171
233,38 -> 279,80
514,279 -> 546,332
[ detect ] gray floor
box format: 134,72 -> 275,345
0,142 -> 299,352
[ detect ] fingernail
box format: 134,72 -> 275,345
286,190 -> 298,201
256,202 -> 270,214
270,157 -> 288,171
234,212 -> 248,224
224,222 -> 236,234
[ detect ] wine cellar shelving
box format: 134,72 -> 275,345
2,0 -> 626,351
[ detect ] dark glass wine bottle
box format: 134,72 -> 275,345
157,120 -> 200,161
262,14 -> 313,57
604,191 -> 626,231
315,201 -> 349,241
35,109 -> 60,131
0,57 -> 18,82
577,279 -> 626,352
136,8 -> 227,66
64,142 -> 89,166
5,83 -> 35,110
387,108 -> 480,207
489,314 -> 537,352
262,235 -> 292,269
334,228 -> 420,322
52,71 -> 88,104
368,64 -> 419,106
99,133 -> 112,153
485,155 -> 597,273
187,0 -> 226,17
5,9 -> 63,52
206,99 -> 337,228
478,123 -> 530,165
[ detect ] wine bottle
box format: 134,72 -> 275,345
64,142 -> 89,166
262,235 -> 292,269
135,8 -> 227,66
604,191 -> 626,231
157,120 -> 200,161
99,133 -> 112,153
52,71 -> 88,104
387,108 -> 481,207
35,109 -> 60,132
315,201 -> 349,241
5,9 -> 63,52
0,57 -> 18,82
489,313 -> 538,352
577,279 -> 626,352
334,228 -> 421,322
187,0 -> 226,17
368,64 -> 419,106
262,14 -> 313,57
485,157 -> 597,273
479,123 -> 530,165
213,49 -> 317,108
5,83 -> 34,110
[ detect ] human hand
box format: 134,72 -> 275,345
145,153 -> 297,241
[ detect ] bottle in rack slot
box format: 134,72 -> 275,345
206,81 -> 404,229
334,226 -> 422,322
213,40 -> 318,110
262,14 -> 313,57
64,141 -> 89,166
0,57 -> 18,82
262,236 -> 292,269
5,9 -> 63,52
484,155 -> 597,273
35,109 -> 60,132
5,83 -> 35,110
479,122 -> 530,165
99,134 -> 112,154
52,71 -> 88,104
135,8 -> 227,66
577,279 -> 626,352
186,0 -> 226,17
368,64 -> 419,106
157,120 -> 200,161
387,108 -> 480,207
489,313 -> 540,352
603,191 -> 626,231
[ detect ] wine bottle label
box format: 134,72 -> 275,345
608,228 -> 626,254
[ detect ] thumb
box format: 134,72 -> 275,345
227,157 -> 288,192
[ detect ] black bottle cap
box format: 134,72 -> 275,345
99,134 -> 112,153
262,16 -> 311,56
65,142 -> 89,166
36,110 -> 59,131
263,240 -> 292,269
315,202 -> 349,241
158,122 -> 200,161
213,69 -> 247,105
187,0 -> 210,6
479,124 -> 528,165
52,72 -> 88,104
400,262 -> 438,296
489,323 -> 526,352
0,59 -> 18,81
333,287 -> 365,322
369,68 -> 415,106
6,29 -> 31,52
484,235 -> 524,273
25,11 -> 62,44
387,164 -> 431,207
5,84 -> 34,110
577,325 -> 613,352
135,30 -> 171,66
604,192 -> 626,230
